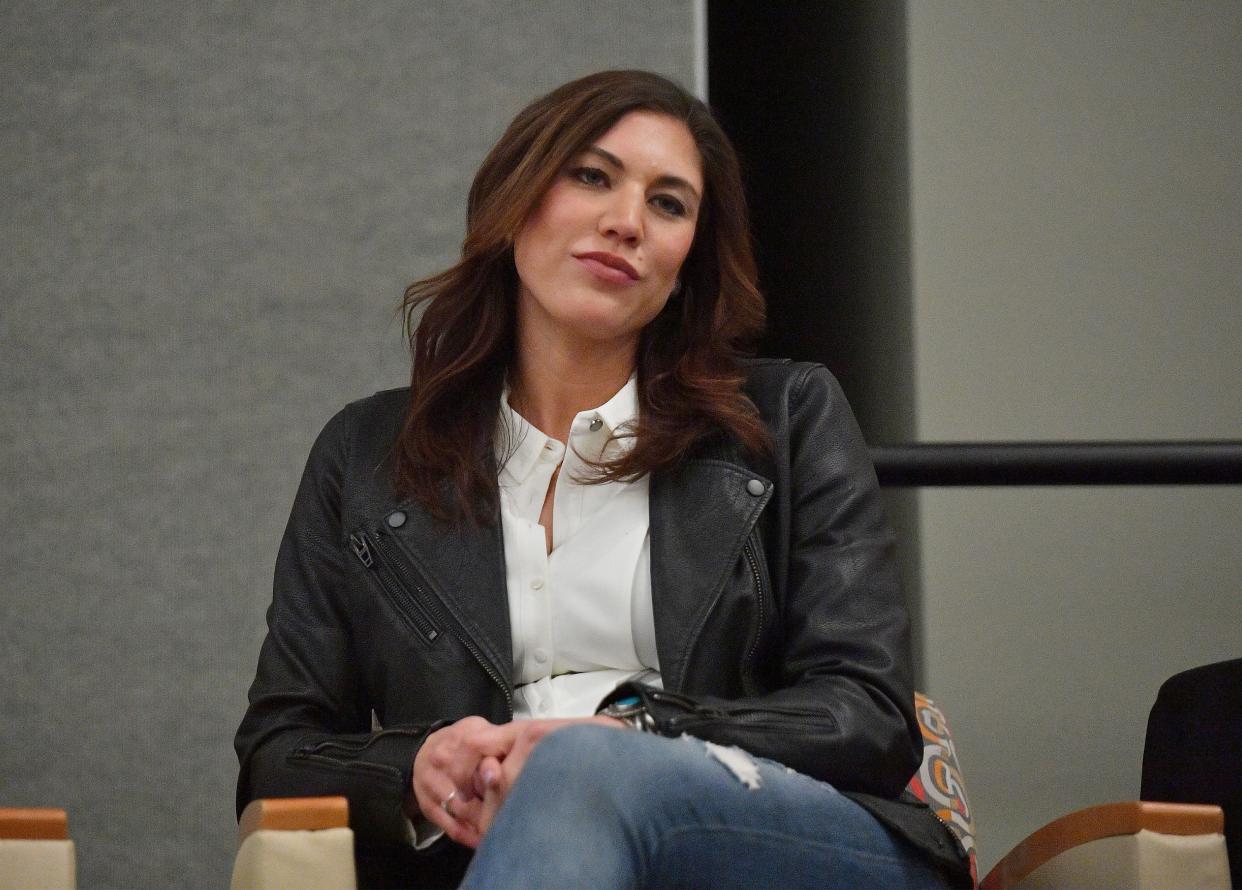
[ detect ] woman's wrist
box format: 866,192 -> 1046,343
591,714 -> 630,729
596,695 -> 655,731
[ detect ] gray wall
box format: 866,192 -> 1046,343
1,4 -> 694,887
908,0 -> 1242,875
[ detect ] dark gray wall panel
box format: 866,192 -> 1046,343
1,3 -> 694,887
707,3 -> 924,677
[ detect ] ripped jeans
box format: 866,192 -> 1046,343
459,724 -> 949,889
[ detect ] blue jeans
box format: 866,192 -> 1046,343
460,725 -> 949,889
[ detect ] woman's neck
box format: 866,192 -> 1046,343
509,331 -> 637,444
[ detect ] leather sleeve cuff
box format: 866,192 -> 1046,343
278,722 -> 449,848
597,683 -> 705,736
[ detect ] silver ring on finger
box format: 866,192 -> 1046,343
440,789 -> 457,817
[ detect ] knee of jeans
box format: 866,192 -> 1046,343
524,723 -> 634,781
522,724 -> 687,804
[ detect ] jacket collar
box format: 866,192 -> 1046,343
383,498 -> 513,693
650,457 -> 772,691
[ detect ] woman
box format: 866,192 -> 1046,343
236,70 -> 969,889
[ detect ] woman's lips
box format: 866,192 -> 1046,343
575,252 -> 639,284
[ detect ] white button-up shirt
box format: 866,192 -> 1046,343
497,375 -> 662,719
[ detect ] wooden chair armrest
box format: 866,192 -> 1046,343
237,797 -> 350,847
0,808 -> 69,841
980,800 -> 1224,889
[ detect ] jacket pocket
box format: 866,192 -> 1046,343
349,529 -> 443,644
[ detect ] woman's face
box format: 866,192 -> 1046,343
513,110 -> 703,353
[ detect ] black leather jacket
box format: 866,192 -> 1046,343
237,359 -> 964,886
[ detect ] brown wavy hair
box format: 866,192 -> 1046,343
395,70 -> 768,523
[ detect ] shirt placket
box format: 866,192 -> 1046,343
525,436 -> 562,710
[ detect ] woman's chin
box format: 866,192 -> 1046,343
542,307 -> 650,349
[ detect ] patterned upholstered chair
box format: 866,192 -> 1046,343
905,692 -> 1231,890
907,692 -> 979,885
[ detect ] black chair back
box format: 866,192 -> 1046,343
1141,658 -> 1242,884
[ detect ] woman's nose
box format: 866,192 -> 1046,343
598,190 -> 644,243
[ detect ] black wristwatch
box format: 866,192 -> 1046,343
598,695 -> 656,732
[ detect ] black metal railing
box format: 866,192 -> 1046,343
871,441 -> 1242,487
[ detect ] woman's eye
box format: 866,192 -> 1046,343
572,167 -> 608,187
651,194 -> 687,217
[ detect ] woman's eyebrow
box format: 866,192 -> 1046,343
583,145 -> 701,203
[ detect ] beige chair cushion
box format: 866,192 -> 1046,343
229,826 -> 355,890
0,839 -> 76,890
1015,830 -> 1231,890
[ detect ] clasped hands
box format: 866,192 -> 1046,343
410,714 -> 624,848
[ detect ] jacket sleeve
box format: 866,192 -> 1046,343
602,364 -> 921,799
234,404 -> 437,846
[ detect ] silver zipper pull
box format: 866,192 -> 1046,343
349,533 -> 374,568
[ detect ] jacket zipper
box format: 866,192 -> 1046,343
673,489 -> 769,693
305,727 -> 426,755
349,531 -> 441,643
667,706 -> 830,732
289,728 -> 439,780
380,530 -> 514,715
653,688 -> 834,732
288,749 -> 403,781
740,539 -> 765,690
915,778 -> 970,848
922,805 -> 972,867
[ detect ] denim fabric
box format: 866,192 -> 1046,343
460,725 -> 950,889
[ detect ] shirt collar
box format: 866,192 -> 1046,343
495,397 -> 548,487
572,373 -> 639,454
497,374 -> 639,484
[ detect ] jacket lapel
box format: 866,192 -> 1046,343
650,458 -> 772,691
386,504 -> 513,689
383,457 -> 772,698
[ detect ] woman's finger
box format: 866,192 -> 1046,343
413,720 -> 513,812
475,780 -> 505,837
472,754 -> 502,798
428,720 -> 521,796
495,718 -> 571,784
414,781 -> 484,847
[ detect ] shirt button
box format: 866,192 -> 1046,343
533,648 -> 549,664
589,418 -> 603,431
386,510 -> 407,528
746,479 -> 765,496
530,578 -> 544,590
